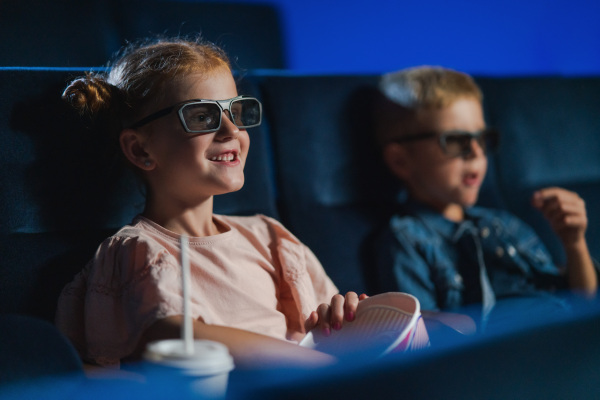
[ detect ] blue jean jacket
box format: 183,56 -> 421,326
372,201 -> 568,312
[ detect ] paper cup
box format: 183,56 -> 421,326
144,339 -> 234,399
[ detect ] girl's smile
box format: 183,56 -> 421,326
137,68 -> 251,204
209,149 -> 240,163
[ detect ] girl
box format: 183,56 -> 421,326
55,37 -> 363,369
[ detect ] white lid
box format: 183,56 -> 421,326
144,339 -> 235,376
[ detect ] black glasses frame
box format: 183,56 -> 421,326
392,128 -> 499,157
127,95 -> 262,133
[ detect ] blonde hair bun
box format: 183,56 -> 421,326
62,73 -> 116,117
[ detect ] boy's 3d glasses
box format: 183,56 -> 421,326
128,96 -> 262,133
392,128 -> 499,157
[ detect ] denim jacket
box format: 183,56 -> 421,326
372,200 -> 567,312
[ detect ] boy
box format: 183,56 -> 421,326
371,66 -> 597,328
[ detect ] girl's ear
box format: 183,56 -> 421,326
383,142 -> 410,181
119,129 -> 155,171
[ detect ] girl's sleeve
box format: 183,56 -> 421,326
262,215 -> 338,324
303,243 -> 339,304
70,235 -> 183,367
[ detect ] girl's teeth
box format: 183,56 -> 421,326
211,154 -> 235,161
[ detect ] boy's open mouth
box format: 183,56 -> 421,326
463,172 -> 480,186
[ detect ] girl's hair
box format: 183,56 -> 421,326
374,66 -> 482,146
62,37 -> 231,146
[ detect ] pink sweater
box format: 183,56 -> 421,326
55,214 -> 338,367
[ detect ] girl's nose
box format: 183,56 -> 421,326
215,110 -> 240,141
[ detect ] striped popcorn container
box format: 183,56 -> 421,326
300,292 -> 430,358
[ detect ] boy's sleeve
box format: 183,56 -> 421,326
501,211 -> 567,290
510,213 -> 600,287
372,222 -> 440,311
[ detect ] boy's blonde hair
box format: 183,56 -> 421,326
374,66 -> 482,146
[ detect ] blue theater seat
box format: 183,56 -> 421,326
0,314 -> 84,386
245,302 -> 600,399
0,0 -> 120,67
0,67 -> 144,321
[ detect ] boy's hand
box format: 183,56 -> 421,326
304,292 -> 369,336
532,187 -> 588,248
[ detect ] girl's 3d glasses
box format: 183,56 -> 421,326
128,96 -> 262,133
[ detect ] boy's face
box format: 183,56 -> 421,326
386,97 -> 487,219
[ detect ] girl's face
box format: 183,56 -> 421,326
399,97 -> 487,220
140,68 -> 250,205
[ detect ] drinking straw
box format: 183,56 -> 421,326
180,234 -> 194,355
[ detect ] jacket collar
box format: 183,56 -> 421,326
400,198 -> 482,242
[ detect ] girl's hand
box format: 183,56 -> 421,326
532,187 -> 588,248
304,292 -> 369,336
